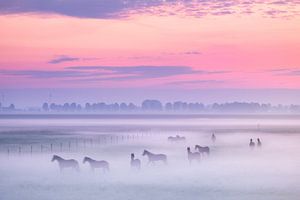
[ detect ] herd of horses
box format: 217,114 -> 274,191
249,138 -> 262,148
51,133 -> 262,172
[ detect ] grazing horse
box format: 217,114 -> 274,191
257,138 -> 262,147
187,147 -> 201,164
130,153 -> 141,170
249,139 -> 255,148
195,145 -> 210,155
142,150 -> 167,165
211,133 -> 216,143
51,155 -> 80,172
83,156 -> 109,173
168,135 -> 186,142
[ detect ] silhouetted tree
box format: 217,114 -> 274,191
165,102 -> 172,111
8,104 -> 15,110
142,100 -> 162,111
42,102 -> 49,111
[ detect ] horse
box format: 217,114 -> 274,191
187,147 -> 201,164
211,133 -> 216,143
82,156 -> 109,173
168,135 -> 186,142
249,139 -> 255,148
51,155 -> 80,172
142,150 -> 167,165
130,153 -> 141,170
257,138 -> 262,147
195,145 -> 210,155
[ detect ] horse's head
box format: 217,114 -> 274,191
51,155 -> 57,162
142,150 -> 147,156
131,153 -> 135,159
187,147 -> 191,152
83,157 -> 89,164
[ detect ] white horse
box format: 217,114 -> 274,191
187,147 -> 201,164
51,155 -> 80,172
83,156 -> 109,172
168,135 -> 186,142
142,150 -> 167,165
211,133 -> 216,143
130,153 -> 141,170
195,145 -> 210,155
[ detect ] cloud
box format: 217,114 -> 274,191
0,0 -> 298,19
267,68 -> 300,76
0,65 -> 230,81
48,55 -> 79,64
67,65 -> 230,80
182,51 -> 202,55
0,69 -> 87,78
167,79 -> 225,85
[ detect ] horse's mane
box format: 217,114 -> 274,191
53,155 -> 62,159
144,150 -> 153,155
84,157 -> 95,162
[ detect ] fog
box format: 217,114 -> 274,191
0,115 -> 300,200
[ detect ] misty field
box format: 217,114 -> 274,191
0,115 -> 299,200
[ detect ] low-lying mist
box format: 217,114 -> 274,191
0,116 -> 299,200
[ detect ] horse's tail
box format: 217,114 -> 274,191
164,156 -> 168,165
75,162 -> 80,172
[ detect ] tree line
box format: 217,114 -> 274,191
1,100 -> 300,113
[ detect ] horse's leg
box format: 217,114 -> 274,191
164,158 -> 168,165
75,164 -> 80,172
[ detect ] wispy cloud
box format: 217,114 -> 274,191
0,0 -> 298,19
48,55 -> 79,64
181,51 -> 202,55
267,68 -> 300,76
0,69 -> 87,78
167,79 -> 225,85
67,65 -> 230,80
0,65 -> 231,81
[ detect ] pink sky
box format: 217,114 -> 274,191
0,1 -> 299,89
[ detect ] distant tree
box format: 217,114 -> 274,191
50,103 -> 56,111
85,103 -> 91,111
76,104 -> 82,111
70,102 -> 77,111
165,102 -> 173,111
120,103 -> 128,111
8,104 -> 15,110
63,103 -> 70,111
128,103 -> 137,111
112,103 -> 119,111
42,102 -> 49,111
142,100 -> 162,111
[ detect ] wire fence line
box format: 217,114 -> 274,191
0,131 -> 164,157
